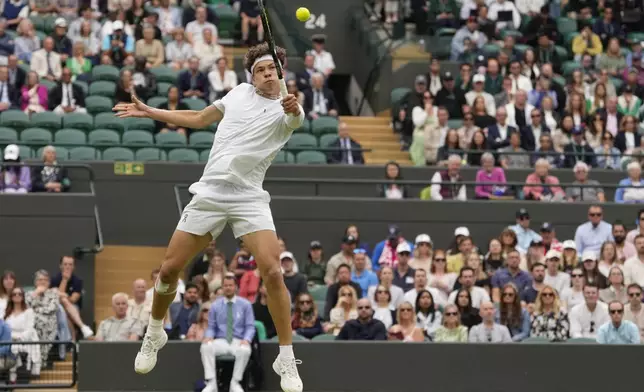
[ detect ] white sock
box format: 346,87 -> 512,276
279,345 -> 294,359
148,317 -> 163,333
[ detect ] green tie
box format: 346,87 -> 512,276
226,301 -> 234,343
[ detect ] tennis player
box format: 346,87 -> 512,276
113,43 -> 303,392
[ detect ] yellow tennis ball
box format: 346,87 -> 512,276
296,7 -> 310,22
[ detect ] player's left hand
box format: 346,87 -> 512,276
281,94 -> 300,116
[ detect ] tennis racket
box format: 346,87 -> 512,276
257,0 -> 289,99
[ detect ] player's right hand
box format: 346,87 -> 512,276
113,93 -> 150,118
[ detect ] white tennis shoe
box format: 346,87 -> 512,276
272,355 -> 303,392
134,331 -> 168,374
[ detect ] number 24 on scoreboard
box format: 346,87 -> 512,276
304,13 -> 326,30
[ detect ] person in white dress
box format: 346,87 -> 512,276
113,42 -> 305,392
372,285 -> 396,329
3,287 -> 41,382
561,267 -> 586,311
427,250 -> 458,305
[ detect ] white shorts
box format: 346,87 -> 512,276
176,193 -> 275,239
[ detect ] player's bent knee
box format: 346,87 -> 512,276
260,264 -> 283,286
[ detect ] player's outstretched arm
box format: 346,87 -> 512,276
113,93 -> 223,129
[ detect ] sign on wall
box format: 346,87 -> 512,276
114,162 -> 145,175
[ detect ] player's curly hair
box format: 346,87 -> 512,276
244,42 -> 287,74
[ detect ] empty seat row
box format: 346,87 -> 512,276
288,133 -> 341,149
5,146 -> 328,164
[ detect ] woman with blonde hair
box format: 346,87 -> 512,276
530,285 -> 569,341
15,19 -> 40,63
599,266 -> 627,304
186,302 -> 210,341
565,92 -> 587,128
325,285 -> 358,335
587,82 -> 607,115
598,241 -> 620,277
203,250 -> 226,295
388,302 -> 424,342
433,304 -> 468,342
410,234 -> 433,273
561,240 -> 579,273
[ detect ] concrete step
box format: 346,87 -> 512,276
54,361 -> 74,371
341,116 -> 390,125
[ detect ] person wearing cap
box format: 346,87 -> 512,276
30,36 -> 62,81
465,73 -> 496,116
351,249 -> 378,298
410,234 -> 433,272
574,205 -> 614,255
371,225 -> 413,271
102,19 -> 135,67
50,18 -> 73,62
451,16 -> 488,62
280,252 -> 307,303
392,242 -> 416,292
539,223 -> 560,253
617,87 -> 641,116
1,144 -> 30,193
525,240 -> 547,269
564,161 -> 604,203
543,250 -> 570,296
446,235 -> 475,274
580,250 -> 609,289
509,209 -> 542,253
309,34 -> 335,77
624,234 -> 644,287
325,235 -> 372,286
299,241 -> 327,286
561,126 -> 597,169
434,71 -> 467,119
572,23 -> 603,62
491,249 -> 532,303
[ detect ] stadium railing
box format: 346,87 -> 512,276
0,341 -> 77,389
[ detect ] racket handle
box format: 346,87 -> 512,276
279,78 -> 288,98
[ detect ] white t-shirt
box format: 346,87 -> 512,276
185,21 -> 218,43
624,256 -> 644,287
560,287 -> 584,311
189,83 -> 304,199
544,272 -> 571,297
569,302 -> 609,338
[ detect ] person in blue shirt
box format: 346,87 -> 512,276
168,283 -> 200,337
0,318 -> 15,372
574,205 -> 614,254
597,301 -> 640,344
615,161 -> 644,204
200,276 -> 255,392
351,249 -> 378,297
509,208 -> 542,254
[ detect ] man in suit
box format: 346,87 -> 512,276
563,126 -> 597,168
0,66 -> 18,112
486,106 -> 516,150
520,108 -> 551,151
597,97 -> 623,137
31,37 -> 62,82
49,67 -> 87,114
7,55 -> 25,91
295,53 -> 319,92
303,72 -> 338,120
593,7 -> 624,47
177,56 -> 208,100
327,122 -> 365,165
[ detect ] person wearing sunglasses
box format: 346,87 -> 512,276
388,302 -> 424,342
186,302 -> 211,341
434,304 -> 468,342
291,293 -> 323,340
599,266 -> 628,304
569,283 -> 610,339
469,301 -> 512,343
495,283 -> 530,341
530,285 -> 570,342
4,287 -> 41,381
509,208 -> 541,254
560,267 -> 586,311
574,205 -> 614,255
428,250 -> 457,305
336,298 -> 387,341
326,286 -> 358,336
623,283 -> 644,340
596,300 -> 640,344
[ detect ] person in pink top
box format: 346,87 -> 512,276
20,71 -> 48,114
523,158 -> 565,201
475,152 -> 509,199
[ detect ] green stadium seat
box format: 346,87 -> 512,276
31,112 -> 62,131
0,127 -> 18,143
189,131 -> 215,147
43,15 -> 58,34
481,43 -> 500,58
287,133 -> 317,149
430,36 -> 452,60
136,147 -> 167,161
181,98 -> 207,111
611,77 -> 624,91
91,65 -> 120,82
564,32 -> 579,48
147,96 -> 168,108
200,149 -> 210,162
390,87 -> 411,108
40,79 -> 57,91
214,4 -> 240,39
315,300 -> 325,316
272,150 -> 295,163
447,119 -> 463,130
254,321 -> 267,341
435,27 -> 456,36
522,337 -> 551,344
63,113 -> 94,131
554,45 -> 569,60
193,122 -> 218,133
150,66 -> 178,84
37,146 -> 68,160
157,82 -> 172,96
311,334 -> 335,341
309,285 -> 328,301
18,63 -> 30,73
293,119 -> 310,133
515,44 -> 531,56
311,117 -> 339,136
296,150 -> 327,164
156,132 -> 187,147
500,30 -> 522,40
55,129 -> 87,146
88,129 -> 120,146
69,146 -> 99,160
562,61 -> 580,77
552,75 -> 566,87
29,15 -> 45,31
17,145 -> 33,158
85,96 -> 114,115
566,338 -> 596,344
628,32 -> 644,43
319,134 -> 337,148
20,128 -> 53,144
94,113 -> 125,133
125,117 -> 156,132
168,148 -> 199,162
122,130 -> 154,146
35,30 -> 47,42
89,81 -> 116,98
556,17 -> 578,36
0,110 -> 29,130
74,81 -> 88,95
102,147 -> 135,161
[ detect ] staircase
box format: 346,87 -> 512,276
16,353 -> 76,391
340,116 -> 412,165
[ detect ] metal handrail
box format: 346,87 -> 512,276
0,340 -> 77,389
0,162 -> 104,255
449,148 -> 642,158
